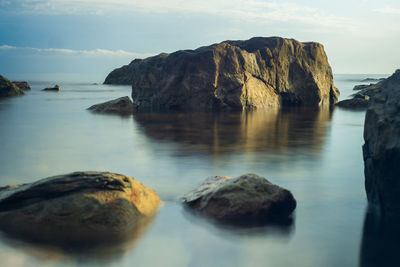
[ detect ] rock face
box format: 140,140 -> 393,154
42,85 -> 61,91
0,75 -> 25,97
363,69 -> 400,220
0,171 -> 161,245
105,37 -> 339,111
182,174 -> 296,223
88,96 -> 137,115
12,81 -> 31,90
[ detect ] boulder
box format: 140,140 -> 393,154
0,171 -> 161,245
42,84 -> 61,91
88,96 -> 137,115
336,94 -> 370,109
12,81 -> 31,90
182,174 -> 296,223
0,75 -> 25,97
105,37 -> 339,111
363,69 -> 400,220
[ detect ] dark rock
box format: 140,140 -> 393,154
0,171 -> 161,246
105,37 -> 339,111
363,69 -> 400,220
42,85 -> 61,91
361,78 -> 385,82
354,84 -> 372,91
0,75 -> 25,98
182,174 -> 296,224
12,81 -> 31,90
88,96 -> 137,115
336,94 -> 370,109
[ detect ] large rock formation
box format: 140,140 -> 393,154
363,69 -> 400,220
0,171 -> 161,246
182,174 -> 296,224
88,96 -> 137,115
105,37 -> 339,111
0,75 -> 25,98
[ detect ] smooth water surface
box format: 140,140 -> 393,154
0,74 -> 389,266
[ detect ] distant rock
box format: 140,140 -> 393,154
0,75 -> 25,98
361,78 -> 385,82
182,174 -> 296,224
363,69 -> 400,220
336,94 -> 370,109
12,81 -> 31,90
42,85 -> 61,91
88,96 -> 137,115
105,37 -> 339,111
0,171 -> 161,246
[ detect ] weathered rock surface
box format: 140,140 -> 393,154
182,174 -> 296,223
42,85 -> 61,91
12,81 -> 31,90
0,171 -> 161,245
105,37 -> 339,111
363,69 -> 400,220
0,75 -> 25,97
336,94 -> 370,109
88,96 -> 137,115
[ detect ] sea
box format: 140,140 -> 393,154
0,74 -> 390,267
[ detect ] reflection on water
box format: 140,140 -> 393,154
134,106 -> 332,156
359,211 -> 400,267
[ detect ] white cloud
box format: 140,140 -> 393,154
375,7 -> 400,15
0,44 -> 152,58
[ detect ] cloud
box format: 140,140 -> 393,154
0,44 -> 152,58
6,0 -> 356,30
375,7 -> 400,15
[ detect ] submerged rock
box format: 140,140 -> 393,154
0,75 -> 25,98
363,69 -> 400,220
88,96 -> 137,115
42,85 -> 61,91
182,174 -> 296,224
105,37 -> 339,111
12,81 -> 31,90
0,171 -> 161,246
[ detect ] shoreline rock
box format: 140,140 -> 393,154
182,174 -> 296,224
0,171 -> 161,246
0,75 -> 25,98
88,96 -> 137,115
12,81 -> 31,90
105,37 -> 339,111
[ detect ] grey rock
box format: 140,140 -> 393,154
88,96 -> 137,115
105,37 -> 339,111
182,174 -> 296,223
42,85 -> 61,91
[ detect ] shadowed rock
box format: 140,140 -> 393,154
42,85 -> 61,91
0,171 -> 161,247
88,96 -> 137,115
182,174 -> 296,224
336,94 -> 370,109
105,37 -> 339,111
363,69 -> 400,220
0,75 -> 25,98
12,81 -> 31,90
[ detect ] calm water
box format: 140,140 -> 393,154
0,74 -> 390,266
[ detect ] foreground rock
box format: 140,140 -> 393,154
0,75 -> 25,98
42,84 -> 61,91
88,96 -> 137,115
12,81 -> 31,90
363,69 -> 400,220
105,37 -> 339,111
182,174 -> 296,224
0,171 -> 161,246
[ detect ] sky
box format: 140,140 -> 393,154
1,0 -> 400,81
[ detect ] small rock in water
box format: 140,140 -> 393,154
182,173 -> 296,224
12,81 -> 31,90
88,96 -> 137,115
42,84 -> 61,91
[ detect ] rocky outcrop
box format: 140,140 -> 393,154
105,37 -> 339,111
0,75 -> 25,98
42,85 -> 61,91
182,174 -> 296,223
363,69 -> 400,220
336,94 -> 370,109
12,81 -> 30,90
0,171 -> 161,246
88,96 -> 137,115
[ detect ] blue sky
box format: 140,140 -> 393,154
1,0 -> 400,81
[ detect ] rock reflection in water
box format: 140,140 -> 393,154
133,107 -> 333,155
359,211 -> 400,267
